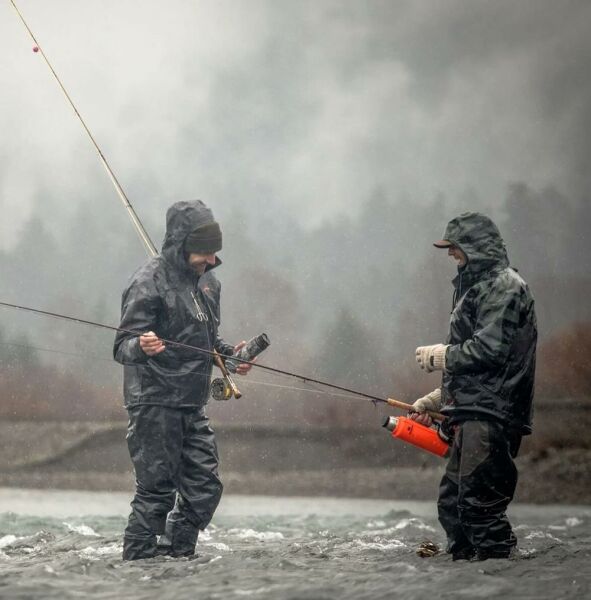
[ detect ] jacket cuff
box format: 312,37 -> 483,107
121,336 -> 149,364
215,338 -> 235,359
432,345 -> 448,371
427,387 -> 442,404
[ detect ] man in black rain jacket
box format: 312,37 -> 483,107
411,212 -> 537,561
114,200 -> 252,560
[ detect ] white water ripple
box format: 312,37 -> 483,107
0,496 -> 589,600
228,528 -> 285,541
63,523 -> 101,537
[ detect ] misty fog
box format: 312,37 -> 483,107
1,0 -> 590,425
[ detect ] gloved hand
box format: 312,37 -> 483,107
409,388 -> 442,426
412,388 -> 442,413
415,344 -> 448,372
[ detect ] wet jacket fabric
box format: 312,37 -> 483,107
113,200 -> 234,409
439,212 -> 537,435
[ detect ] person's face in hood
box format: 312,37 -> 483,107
448,244 -> 467,267
187,252 -> 217,275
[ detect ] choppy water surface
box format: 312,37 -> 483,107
0,491 -> 589,599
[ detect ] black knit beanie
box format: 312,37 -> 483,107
184,222 -> 222,254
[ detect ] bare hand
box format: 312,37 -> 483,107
409,411 -> 433,427
139,331 -> 165,356
232,340 -> 255,375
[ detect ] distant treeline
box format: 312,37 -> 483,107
0,182 -> 589,422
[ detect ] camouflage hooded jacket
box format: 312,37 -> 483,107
440,212 -> 537,434
113,200 -> 234,408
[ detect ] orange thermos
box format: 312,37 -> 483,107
383,416 -> 450,457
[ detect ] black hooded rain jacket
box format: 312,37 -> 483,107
113,200 -> 233,408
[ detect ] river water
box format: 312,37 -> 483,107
0,488 -> 589,599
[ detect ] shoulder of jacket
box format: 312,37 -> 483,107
495,267 -> 529,293
126,257 -> 164,290
468,269 -> 527,308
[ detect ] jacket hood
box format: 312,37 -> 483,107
441,212 -> 509,284
161,200 -> 221,275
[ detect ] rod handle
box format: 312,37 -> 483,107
385,397 -> 445,422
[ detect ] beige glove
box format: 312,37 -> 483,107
412,388 -> 442,413
415,344 -> 448,372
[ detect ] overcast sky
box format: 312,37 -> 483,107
1,0 -> 590,249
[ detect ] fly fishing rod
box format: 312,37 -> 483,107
0,300 -> 445,422
9,0 -> 157,256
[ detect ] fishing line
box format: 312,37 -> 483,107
0,340 -> 114,364
240,379 -> 363,402
0,330 -> 371,402
0,300 -> 390,407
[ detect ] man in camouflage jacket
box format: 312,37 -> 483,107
411,212 -> 537,561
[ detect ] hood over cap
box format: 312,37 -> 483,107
161,200 -> 221,275
438,211 -> 536,436
435,212 -> 509,280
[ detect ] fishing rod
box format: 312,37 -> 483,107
9,0 -> 157,256
0,300 -> 444,421
0,335 -> 382,403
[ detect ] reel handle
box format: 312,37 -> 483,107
213,350 -> 242,399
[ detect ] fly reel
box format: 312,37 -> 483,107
210,377 -> 232,401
